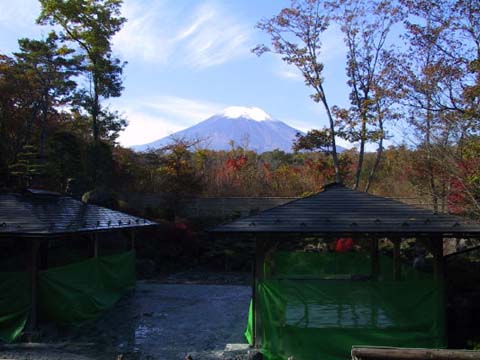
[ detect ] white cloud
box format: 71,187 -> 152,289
117,110 -> 183,147
0,0 -> 40,30
277,65 -> 303,81
114,0 -> 253,68
114,95 -> 226,147
140,95 -> 225,124
319,24 -> 346,64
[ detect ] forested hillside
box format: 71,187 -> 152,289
0,0 -> 478,220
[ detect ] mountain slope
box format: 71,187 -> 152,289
132,107 -> 304,153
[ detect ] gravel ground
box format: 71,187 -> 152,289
0,279 -> 253,360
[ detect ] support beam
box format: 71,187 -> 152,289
129,230 -> 136,251
93,234 -> 99,258
253,235 -> 268,348
25,238 -> 40,339
432,235 -> 444,281
39,239 -> 48,270
371,237 -> 380,279
392,237 -> 401,281
251,254 -> 256,347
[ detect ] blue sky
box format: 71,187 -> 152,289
0,0 -> 404,149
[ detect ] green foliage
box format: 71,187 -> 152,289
155,138 -> 204,197
8,145 -> 46,188
293,129 -> 333,153
37,0 -> 126,144
84,141 -> 114,187
45,131 -> 84,191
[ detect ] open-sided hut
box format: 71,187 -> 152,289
212,183 -> 480,360
0,189 -> 156,342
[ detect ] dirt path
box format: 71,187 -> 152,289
0,281 -> 252,360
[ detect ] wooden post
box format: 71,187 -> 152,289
432,235 -> 444,281
25,238 -> 40,339
93,233 -> 99,258
371,237 -> 380,279
129,230 -> 136,251
251,254 -> 257,347
392,237 -> 401,281
254,235 -> 268,348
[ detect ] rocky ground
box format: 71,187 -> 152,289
0,273 -> 258,360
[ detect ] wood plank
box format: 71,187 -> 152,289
351,346 -> 480,360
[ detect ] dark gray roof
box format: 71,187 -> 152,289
212,183 -> 480,236
0,191 -> 157,237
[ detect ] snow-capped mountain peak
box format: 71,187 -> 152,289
220,106 -> 272,121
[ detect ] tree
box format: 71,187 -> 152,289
327,0 -> 401,190
155,137 -> 204,218
37,0 -> 126,144
385,0 -> 480,212
8,145 -> 46,188
0,54 -> 35,178
45,131 -> 85,191
13,32 -> 80,157
293,129 -> 335,154
253,0 -> 342,182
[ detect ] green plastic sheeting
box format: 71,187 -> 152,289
0,272 -> 30,343
39,251 -> 135,325
246,251 -> 446,360
0,251 -> 134,342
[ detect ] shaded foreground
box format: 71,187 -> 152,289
0,281 -> 251,360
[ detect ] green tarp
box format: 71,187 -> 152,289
0,272 -> 31,343
247,251 -> 446,360
39,251 -> 135,325
0,251 -> 135,342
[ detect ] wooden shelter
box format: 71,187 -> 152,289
212,183 -> 480,354
0,189 -> 156,339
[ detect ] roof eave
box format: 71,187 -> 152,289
0,223 -> 159,238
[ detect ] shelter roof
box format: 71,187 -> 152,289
0,190 -> 157,237
211,183 -> 480,236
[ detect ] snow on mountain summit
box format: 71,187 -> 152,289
133,106 -> 339,153
221,106 -> 272,121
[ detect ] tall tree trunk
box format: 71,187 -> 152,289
321,93 -> 342,183
365,118 -> 384,193
38,90 -> 49,161
91,71 -> 100,186
354,115 -> 368,190
426,106 -> 438,213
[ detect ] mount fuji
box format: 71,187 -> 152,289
132,106 -> 305,153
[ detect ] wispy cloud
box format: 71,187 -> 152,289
319,24 -> 346,63
117,110 -> 182,147
114,0 -> 253,68
115,95 -> 226,147
276,61 -> 304,81
0,0 -> 40,30
140,95 -> 225,125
